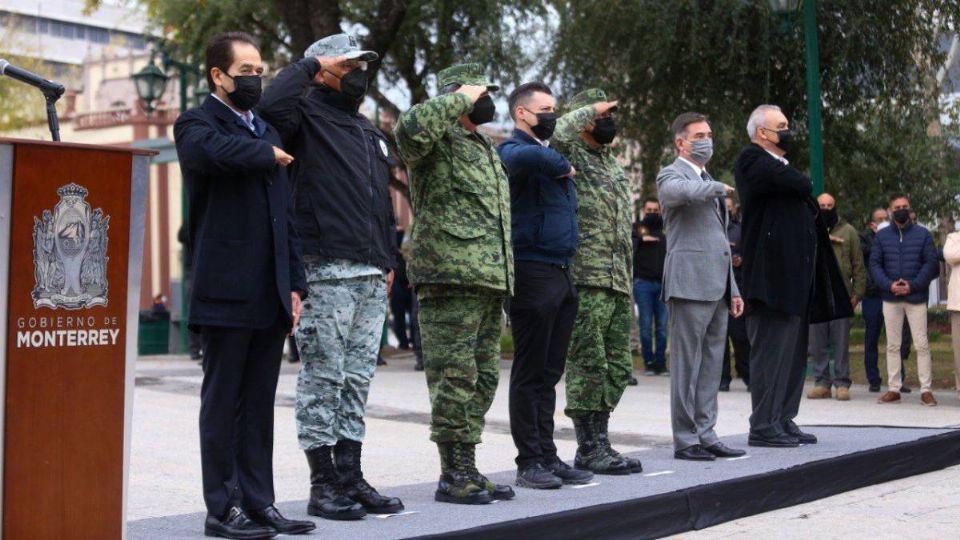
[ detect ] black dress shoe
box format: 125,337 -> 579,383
627,375 -> 639,386
704,442 -> 746,458
674,445 -> 716,461
900,385 -> 912,394
205,507 -> 276,539
719,381 -> 730,392
869,383 -> 881,393
783,422 -> 817,444
748,433 -> 799,448
248,505 -> 316,535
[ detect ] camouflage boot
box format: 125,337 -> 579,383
596,412 -> 642,473
304,446 -> 367,520
435,443 -> 493,505
462,444 -> 515,501
573,414 -> 631,475
334,440 -> 405,514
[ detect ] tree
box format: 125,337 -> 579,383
88,0 -> 546,115
548,0 -> 960,222
0,18 -> 60,132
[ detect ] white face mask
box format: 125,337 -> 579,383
877,221 -> 890,231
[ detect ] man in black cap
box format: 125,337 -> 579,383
259,32 -> 403,520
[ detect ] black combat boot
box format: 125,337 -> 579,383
435,443 -> 493,505
304,445 -> 366,520
462,443 -> 515,500
596,412 -> 643,473
333,439 -> 405,514
572,414 -> 631,475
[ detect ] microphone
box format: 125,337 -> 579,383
0,59 -> 65,97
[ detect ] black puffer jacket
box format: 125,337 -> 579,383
258,58 -> 396,269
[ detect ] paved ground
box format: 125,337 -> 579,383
129,352 -> 960,537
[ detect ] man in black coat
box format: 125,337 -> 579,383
733,104 -> 851,449
174,32 -> 313,539
257,33 -> 402,519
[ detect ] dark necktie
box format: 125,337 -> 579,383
701,170 -> 723,222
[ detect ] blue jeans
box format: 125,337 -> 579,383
633,278 -> 667,369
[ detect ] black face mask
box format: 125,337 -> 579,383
527,110 -> 557,140
592,117 -> 617,144
224,73 -> 262,111
641,213 -> 663,230
469,95 -> 496,125
821,207 -> 839,230
333,68 -> 369,100
773,128 -> 794,153
892,208 -> 911,225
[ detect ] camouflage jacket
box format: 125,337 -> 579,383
553,108 -> 632,294
396,93 -> 514,294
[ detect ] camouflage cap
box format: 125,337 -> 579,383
437,63 -> 499,91
304,33 -> 378,62
565,88 -> 617,114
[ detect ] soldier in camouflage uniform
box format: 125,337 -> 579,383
396,63 -> 516,505
554,88 -> 642,475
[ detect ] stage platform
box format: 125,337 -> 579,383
128,425 -> 960,539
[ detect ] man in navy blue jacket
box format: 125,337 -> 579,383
870,194 -> 940,406
174,32 -> 313,539
497,82 -> 597,489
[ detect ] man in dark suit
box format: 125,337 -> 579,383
174,31 -> 314,539
733,104 -> 851,449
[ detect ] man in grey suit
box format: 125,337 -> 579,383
657,112 -> 746,461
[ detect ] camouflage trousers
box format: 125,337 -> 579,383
295,272 -> 387,449
418,285 -> 505,444
564,287 -> 633,417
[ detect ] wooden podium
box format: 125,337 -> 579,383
0,138 -> 152,539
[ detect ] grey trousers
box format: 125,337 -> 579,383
747,306 -> 808,438
808,317 -> 853,389
668,298 -> 728,450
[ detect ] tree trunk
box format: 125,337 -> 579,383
275,0 -> 343,58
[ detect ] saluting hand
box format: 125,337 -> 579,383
456,84 -> 487,103
273,146 -> 294,167
592,100 -> 619,115
315,54 -> 349,73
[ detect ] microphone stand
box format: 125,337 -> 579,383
43,84 -> 65,142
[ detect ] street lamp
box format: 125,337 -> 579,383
769,0 -> 824,196
132,58 -> 169,113
193,80 -> 210,107
131,44 -> 202,354
768,0 -> 800,11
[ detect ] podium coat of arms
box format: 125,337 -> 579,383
31,182 -> 110,309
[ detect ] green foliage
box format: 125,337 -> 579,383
94,0 -> 545,113
379,1 -> 547,104
499,331 -> 514,355
0,18 -> 59,131
549,0 -> 960,221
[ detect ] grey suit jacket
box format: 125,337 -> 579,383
657,157 -> 740,303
